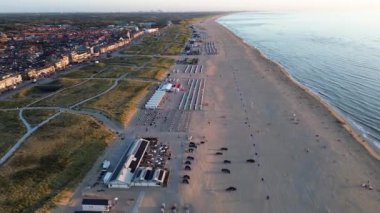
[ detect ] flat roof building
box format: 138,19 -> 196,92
108,138 -> 150,188
107,138 -> 169,189
81,198 -> 112,212
145,90 -> 166,109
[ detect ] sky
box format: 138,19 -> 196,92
0,0 -> 380,13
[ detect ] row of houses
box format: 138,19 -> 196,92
99,39 -> 130,54
0,28 -> 158,93
26,55 -> 70,79
0,74 -> 22,91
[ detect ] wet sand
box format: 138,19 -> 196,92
180,18 -> 380,212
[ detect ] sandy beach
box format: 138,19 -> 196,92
62,16 -> 380,213
178,18 -> 380,212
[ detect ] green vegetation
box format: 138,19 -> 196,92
0,113 -> 114,212
163,25 -> 191,55
23,109 -> 58,126
83,80 -> 153,124
148,57 -> 175,69
130,66 -> 168,80
121,23 -> 190,56
0,78 -> 83,109
129,57 -> 174,80
33,79 -> 113,107
63,63 -> 107,78
96,65 -> 136,78
15,78 -> 82,99
103,56 -> 151,67
0,99 -> 33,109
0,111 -> 26,157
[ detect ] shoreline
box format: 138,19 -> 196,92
216,18 -> 380,161
181,17 -> 380,212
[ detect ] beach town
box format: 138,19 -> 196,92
61,17 -> 379,212
0,9 -> 379,213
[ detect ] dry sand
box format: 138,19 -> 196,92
180,18 -> 380,213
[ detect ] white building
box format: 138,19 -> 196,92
145,28 -> 159,34
107,138 -> 168,189
159,83 -> 172,92
108,138 -> 150,188
81,198 -> 112,212
145,90 -> 166,109
131,167 -> 167,187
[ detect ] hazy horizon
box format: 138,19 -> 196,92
0,0 -> 379,13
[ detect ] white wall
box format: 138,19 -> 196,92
82,204 -> 108,212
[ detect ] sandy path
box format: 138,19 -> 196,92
180,18 -> 380,213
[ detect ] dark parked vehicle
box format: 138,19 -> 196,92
223,160 -> 231,164
221,168 -> 231,174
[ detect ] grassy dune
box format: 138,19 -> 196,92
83,80 -> 153,124
121,23 -> 190,56
129,66 -> 168,80
0,111 -> 26,157
0,113 -> 114,212
23,109 -> 58,127
0,78 -> 82,109
103,56 -> 151,67
63,63 -> 107,78
33,79 -> 113,107
129,57 -> 174,80
96,65 -> 136,78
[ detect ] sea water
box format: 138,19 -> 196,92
218,11 -> 380,152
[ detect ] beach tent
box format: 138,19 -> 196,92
145,90 -> 166,109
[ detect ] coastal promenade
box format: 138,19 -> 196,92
179,18 -> 380,212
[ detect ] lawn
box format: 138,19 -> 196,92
0,113 -> 114,212
83,80 -> 153,125
33,79 -> 113,107
23,109 -> 58,127
0,111 -> 26,158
